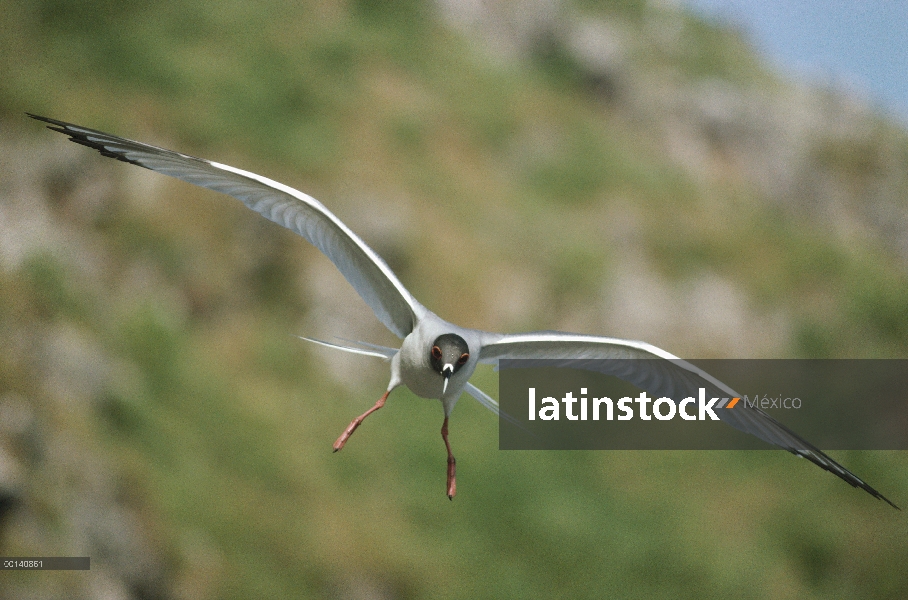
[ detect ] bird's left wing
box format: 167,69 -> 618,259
29,114 -> 426,339
479,331 -> 898,509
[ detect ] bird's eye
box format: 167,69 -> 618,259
457,353 -> 469,365
432,346 -> 442,359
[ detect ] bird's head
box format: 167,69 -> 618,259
429,333 -> 470,394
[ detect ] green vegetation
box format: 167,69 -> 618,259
1,1 -> 907,598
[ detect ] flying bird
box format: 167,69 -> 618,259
29,114 -> 898,508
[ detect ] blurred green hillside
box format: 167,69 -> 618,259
1,0 -> 907,598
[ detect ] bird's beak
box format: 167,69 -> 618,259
442,364 -> 454,394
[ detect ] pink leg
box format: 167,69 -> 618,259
333,390 -> 390,452
442,417 -> 456,499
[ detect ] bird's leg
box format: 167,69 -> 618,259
333,390 -> 390,452
442,417 -> 456,499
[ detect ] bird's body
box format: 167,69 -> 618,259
30,113 -> 898,508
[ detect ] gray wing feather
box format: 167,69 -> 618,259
463,382 -> 528,432
297,336 -> 396,360
30,114 -> 425,339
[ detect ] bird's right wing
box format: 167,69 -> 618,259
30,114 -> 426,339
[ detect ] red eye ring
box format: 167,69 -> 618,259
432,346 -> 442,359
457,353 -> 469,365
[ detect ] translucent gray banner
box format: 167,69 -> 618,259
498,359 -> 908,450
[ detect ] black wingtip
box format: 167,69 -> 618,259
786,446 -> 900,511
841,470 -> 899,510
842,472 -> 899,510
26,113 -> 63,128
878,493 -> 900,511
29,112 -> 148,168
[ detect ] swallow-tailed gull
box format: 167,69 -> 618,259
30,114 -> 898,508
